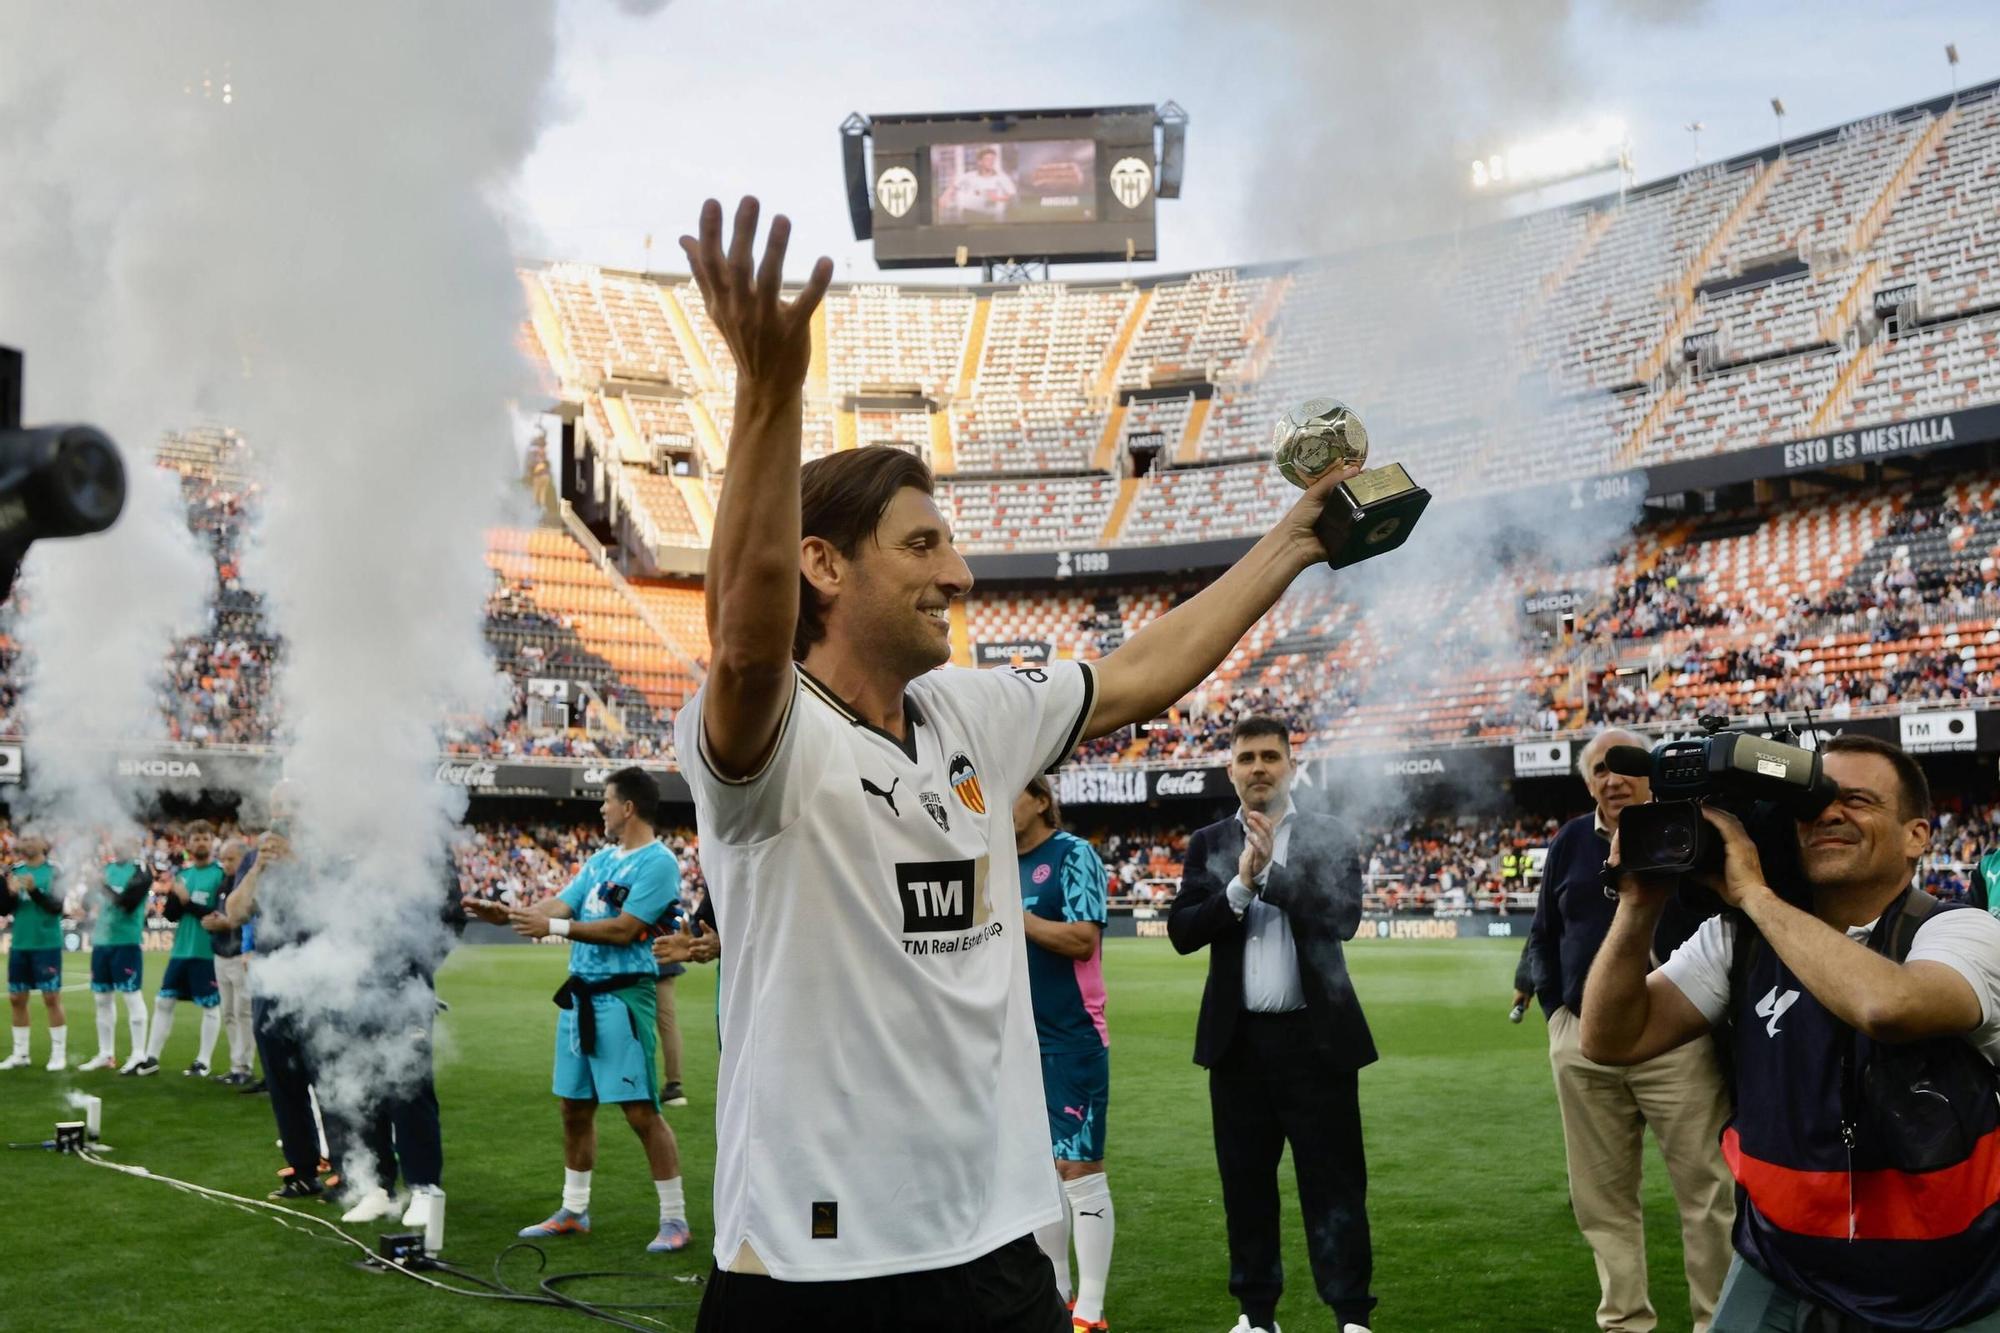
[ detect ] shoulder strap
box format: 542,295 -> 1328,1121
1726,912 -> 1762,1027
1886,884 -> 1949,963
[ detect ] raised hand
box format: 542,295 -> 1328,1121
1280,462 -> 1366,568
679,197 -> 834,393
1239,810 -> 1277,885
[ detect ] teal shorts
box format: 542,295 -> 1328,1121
552,990 -> 659,1107
1042,1046 -> 1109,1162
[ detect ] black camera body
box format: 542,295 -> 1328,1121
0,346 -> 128,600
1611,717 -> 1837,882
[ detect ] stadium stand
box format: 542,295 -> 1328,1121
824,285 -> 975,399
13,85 -> 2000,779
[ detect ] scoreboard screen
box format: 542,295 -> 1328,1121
865,105 -> 1158,269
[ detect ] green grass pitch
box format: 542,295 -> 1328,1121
0,939 -> 1707,1331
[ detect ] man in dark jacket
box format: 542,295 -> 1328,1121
1169,715 -> 1375,1333
1528,727 -> 1732,1333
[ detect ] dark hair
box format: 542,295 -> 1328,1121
605,767 -> 661,825
1229,715 -> 1291,752
795,447 -> 936,660
1821,735 -> 1932,822
185,819 -> 216,838
1024,774 -> 1061,830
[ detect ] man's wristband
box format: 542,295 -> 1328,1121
548,917 -> 570,938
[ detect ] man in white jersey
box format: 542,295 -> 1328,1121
674,196 -> 1364,1333
941,147 -> 1017,223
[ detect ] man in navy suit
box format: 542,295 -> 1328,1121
1169,715 -> 1377,1333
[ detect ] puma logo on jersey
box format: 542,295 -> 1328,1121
1756,985 -> 1801,1037
861,775 -> 900,816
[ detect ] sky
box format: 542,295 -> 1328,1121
514,0 -> 2000,284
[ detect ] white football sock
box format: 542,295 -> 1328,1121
124,991 -> 148,1056
146,996 -> 176,1060
195,1008 -> 221,1067
655,1175 -> 684,1222
563,1168 -> 592,1214
94,994 -> 116,1057
1064,1172 -> 1114,1324
10,1025 -> 28,1059
47,1025 -> 67,1065
1035,1195 -> 1073,1302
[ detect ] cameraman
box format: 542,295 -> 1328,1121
1582,735 -> 2000,1332
1530,728 -> 1733,1333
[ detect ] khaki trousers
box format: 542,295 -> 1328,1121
654,972 -> 682,1086
1549,1005 -> 1735,1333
214,953 -> 256,1075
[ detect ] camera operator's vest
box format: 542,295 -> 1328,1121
1724,888 -> 2000,1329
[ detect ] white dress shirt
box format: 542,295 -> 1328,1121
1225,805 -> 1306,1013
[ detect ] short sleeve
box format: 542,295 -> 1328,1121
1060,839 -> 1108,926
675,669 -> 838,846
1656,914 -> 1737,1025
933,660 -> 1095,796
1908,910 -> 2000,1065
621,850 -> 681,928
558,857 -> 596,913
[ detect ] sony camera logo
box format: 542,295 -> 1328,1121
895,859 -> 978,933
434,761 -> 499,788
1153,770 -> 1208,796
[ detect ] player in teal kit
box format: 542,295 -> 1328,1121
465,767 -> 693,1255
80,835 -> 153,1071
1013,776 -> 1116,1333
2,834 -> 69,1072
129,821 -> 228,1078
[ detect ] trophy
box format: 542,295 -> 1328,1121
1272,397 -> 1430,569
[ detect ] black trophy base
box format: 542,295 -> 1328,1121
1314,463 -> 1432,569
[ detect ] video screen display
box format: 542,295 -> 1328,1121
930,140 -> 1098,225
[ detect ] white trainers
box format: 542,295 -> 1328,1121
0,1053 -> 29,1071
43,1053 -> 65,1072
401,1188 -> 433,1229
1342,1325 -> 1372,1333
117,1054 -> 145,1074
1229,1318 -> 1281,1333
77,1054 -> 116,1072
340,1187 -> 402,1224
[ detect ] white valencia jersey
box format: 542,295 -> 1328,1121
677,659 -> 1095,1281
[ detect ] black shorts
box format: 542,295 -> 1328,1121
693,1233 -> 1065,1333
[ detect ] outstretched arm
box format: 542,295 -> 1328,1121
679,197 -> 833,780
1083,465 -> 1360,741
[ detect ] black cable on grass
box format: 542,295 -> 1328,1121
68,1147 -> 696,1331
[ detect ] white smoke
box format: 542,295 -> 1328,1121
0,1 -> 560,1190
1189,0 -> 1712,258
1161,0 -> 1704,843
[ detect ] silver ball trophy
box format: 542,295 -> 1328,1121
1272,397 -> 1430,569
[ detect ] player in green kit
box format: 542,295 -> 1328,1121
128,821 -> 228,1078
80,835 -> 153,1072
2,834 -> 69,1072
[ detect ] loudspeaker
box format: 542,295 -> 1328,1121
1157,103 -> 1187,199
841,113 -> 873,241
